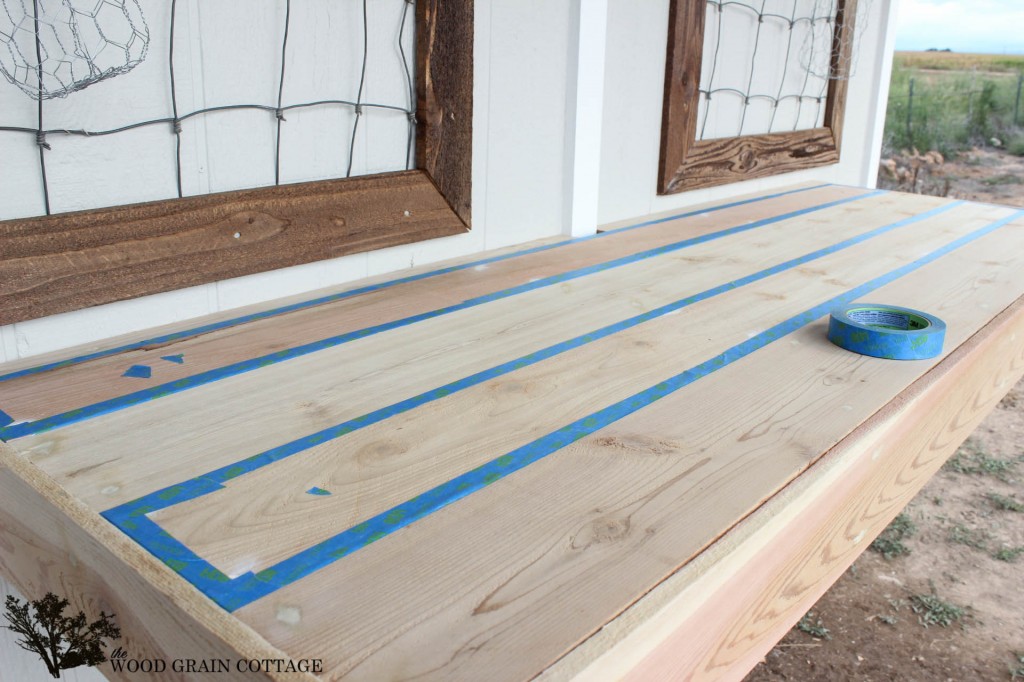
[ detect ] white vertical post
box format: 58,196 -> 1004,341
563,0 -> 609,237
862,0 -> 900,187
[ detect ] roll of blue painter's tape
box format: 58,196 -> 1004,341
827,303 -> 945,360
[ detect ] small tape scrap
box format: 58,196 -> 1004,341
122,365 -> 152,379
161,354 -> 185,364
306,487 -> 332,496
828,303 -> 945,360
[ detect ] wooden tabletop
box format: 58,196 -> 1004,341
2,183 -> 1024,681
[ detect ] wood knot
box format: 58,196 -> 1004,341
224,211 -> 287,242
594,434 -> 682,456
571,515 -> 632,550
356,440 -> 407,465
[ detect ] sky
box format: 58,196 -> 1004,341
895,0 -> 1024,54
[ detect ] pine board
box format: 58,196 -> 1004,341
1,184 -> 1022,681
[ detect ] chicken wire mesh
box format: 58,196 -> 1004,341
0,0 -> 149,99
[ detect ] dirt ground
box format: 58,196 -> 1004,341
744,149 -> 1024,682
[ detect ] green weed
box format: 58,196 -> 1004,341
796,611 -> 831,640
988,493 -> 1024,512
994,547 -> 1024,562
948,523 -> 990,551
1011,653 -> 1024,679
870,512 -> 916,559
910,593 -> 965,628
943,441 -> 1020,482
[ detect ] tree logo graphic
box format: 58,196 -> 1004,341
3,592 -> 120,678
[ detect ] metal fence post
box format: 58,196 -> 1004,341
906,78 -> 915,144
1015,72 -> 1023,127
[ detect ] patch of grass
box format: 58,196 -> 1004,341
874,613 -> 898,625
994,547 -> 1024,562
883,54 -> 1024,155
943,441 -> 1021,482
796,611 -> 831,640
1009,137 -> 1024,157
981,173 -> 1024,186
948,523 -> 990,551
870,512 -> 917,559
910,593 -> 966,628
888,597 -> 908,611
988,493 -> 1024,512
1011,653 -> 1024,679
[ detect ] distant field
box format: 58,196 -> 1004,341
883,52 -> 1024,154
895,51 -> 1024,73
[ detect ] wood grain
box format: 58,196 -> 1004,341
658,0 -> 857,194
417,0 -> 473,225
593,299 -> 1024,682
0,444 -> 313,682
664,129 -> 840,194
0,171 -> 466,325
230,214 -> 1024,681
0,186 -> 857,424
3,188 -> 1023,682
2,2 -> 475,324
19,191 -> 911,513
657,0 -> 705,195
149,197 -> 981,576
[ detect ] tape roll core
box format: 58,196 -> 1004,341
827,303 -> 945,360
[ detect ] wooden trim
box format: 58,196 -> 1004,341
417,0 -> 474,226
658,0 -> 856,194
0,4 -> 473,325
0,171 -> 467,326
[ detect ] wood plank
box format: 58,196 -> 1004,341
417,0 -> 473,225
665,130 -> 840,194
657,0 -> 705,194
0,444 -> 306,682
229,214 -> 1024,681
20,191 -> 927,512
148,200 -> 1001,577
5,187 -> 1023,681
0,185 -> 860,423
0,171 -> 466,325
564,301 -> 1024,682
0,182 -> 824,379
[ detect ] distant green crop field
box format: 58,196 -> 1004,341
894,51 -> 1024,73
883,52 -> 1024,155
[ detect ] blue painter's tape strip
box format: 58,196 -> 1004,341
0,410 -> 12,427
828,304 -> 946,360
161,354 -> 186,365
0,184 -> 834,386
122,365 -> 152,379
0,190 -> 882,442
100,202 -> 1014,612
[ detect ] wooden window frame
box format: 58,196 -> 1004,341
658,0 -> 856,195
0,0 -> 472,325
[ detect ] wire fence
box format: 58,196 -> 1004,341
884,71 -> 1024,155
696,0 -> 871,141
0,0 -> 417,217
